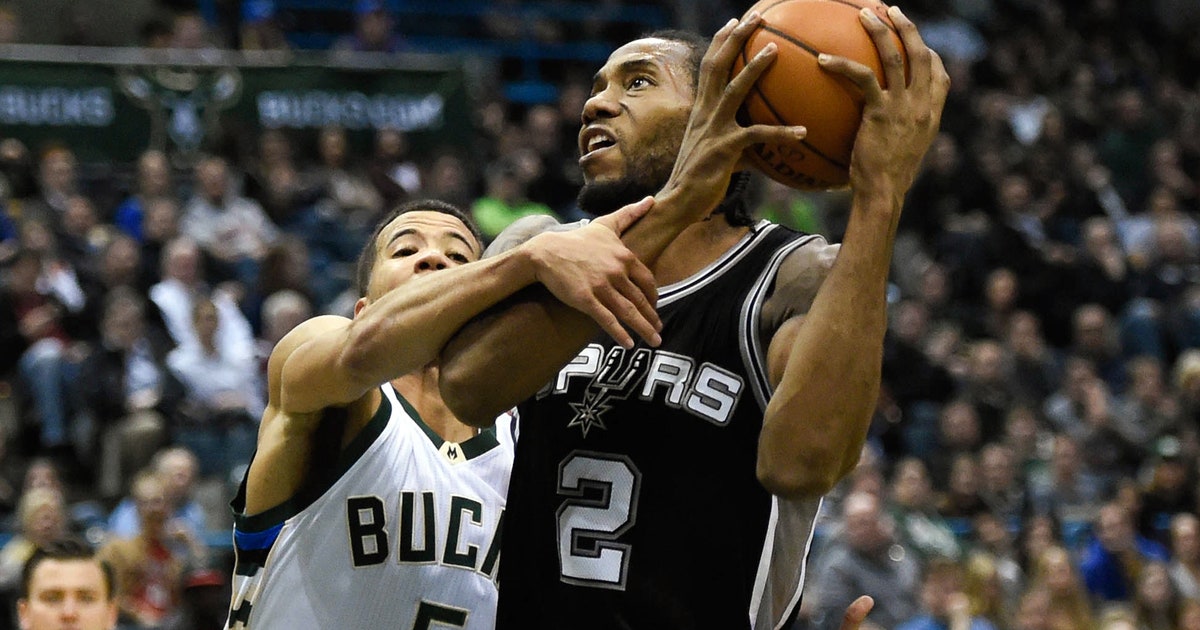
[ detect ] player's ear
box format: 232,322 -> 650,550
353,296 -> 370,318
16,599 -> 29,630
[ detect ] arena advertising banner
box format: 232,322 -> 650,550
0,47 -> 472,162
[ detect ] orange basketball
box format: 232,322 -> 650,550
734,0 -> 908,190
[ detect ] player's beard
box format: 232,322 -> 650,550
577,119 -> 686,217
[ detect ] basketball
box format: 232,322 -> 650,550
734,0 -> 909,190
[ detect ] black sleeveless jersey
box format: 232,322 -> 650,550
496,221 -> 826,630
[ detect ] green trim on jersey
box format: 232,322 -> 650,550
395,391 -> 501,460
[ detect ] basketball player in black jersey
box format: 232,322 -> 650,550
440,8 -> 948,630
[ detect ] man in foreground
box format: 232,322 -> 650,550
440,8 -> 949,629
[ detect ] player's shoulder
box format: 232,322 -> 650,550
760,234 -> 838,330
483,215 -> 589,257
266,315 -> 351,368
775,235 -> 838,297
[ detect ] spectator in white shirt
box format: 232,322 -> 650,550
180,155 -> 278,288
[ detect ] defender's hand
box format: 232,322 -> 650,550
528,197 -> 661,348
659,13 -> 808,222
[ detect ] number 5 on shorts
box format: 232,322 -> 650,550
556,451 -> 642,590
412,601 -> 467,629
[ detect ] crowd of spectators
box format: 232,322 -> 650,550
2,0 -> 1200,628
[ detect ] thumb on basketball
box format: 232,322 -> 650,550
596,196 -> 655,235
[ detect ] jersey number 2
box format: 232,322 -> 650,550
556,451 -> 642,590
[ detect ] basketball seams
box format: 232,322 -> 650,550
760,0 -> 902,39
740,0 -> 903,189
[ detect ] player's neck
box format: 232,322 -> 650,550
391,371 -> 480,443
653,220 -> 750,286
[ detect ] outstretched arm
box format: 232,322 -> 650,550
245,201 -> 657,512
441,13 -> 811,426
756,6 -> 950,497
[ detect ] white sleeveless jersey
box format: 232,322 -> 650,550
227,383 -> 514,630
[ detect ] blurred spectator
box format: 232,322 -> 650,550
309,125 -> 382,232
113,150 -> 175,244
159,567 -> 228,630
1168,512 -> 1200,600
900,133 -> 992,271
0,247 -> 86,460
107,447 -> 206,546
77,288 -> 179,499
148,237 -> 255,366
240,237 -> 318,331
1070,216 -> 1134,318
1001,405 -> 1047,489
1111,356 -> 1181,457
957,340 -> 1020,442
964,267 -> 1021,341
887,457 -> 963,562
98,470 -> 206,630
1098,88 -> 1163,211
808,491 -> 922,630
928,400 -> 984,489
78,235 -> 166,342
165,297 -> 260,480
969,510 -> 1026,607
422,151 -> 474,210
1015,513 -> 1064,577
1080,501 -> 1170,602
896,557 -> 998,630
21,145 -> 79,234
59,196 -> 109,273
522,104 -> 577,215
471,156 -> 556,243
0,488 -> 66,593
880,299 -> 955,460
1028,545 -> 1096,630
367,128 -> 421,209
1026,433 -> 1104,525
1010,586 -> 1053,630
137,197 -> 181,289
1137,435 -> 1196,543
1131,561 -> 1181,630
938,453 -> 988,521
961,552 -> 1014,628
331,0 -> 405,54
179,156 -> 278,288
1042,356 -> 1133,485
1001,310 -> 1062,405
1075,302 -> 1128,391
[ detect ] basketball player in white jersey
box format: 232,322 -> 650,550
225,197 -> 662,630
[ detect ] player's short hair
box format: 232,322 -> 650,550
355,199 -> 483,297
21,538 -> 115,601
